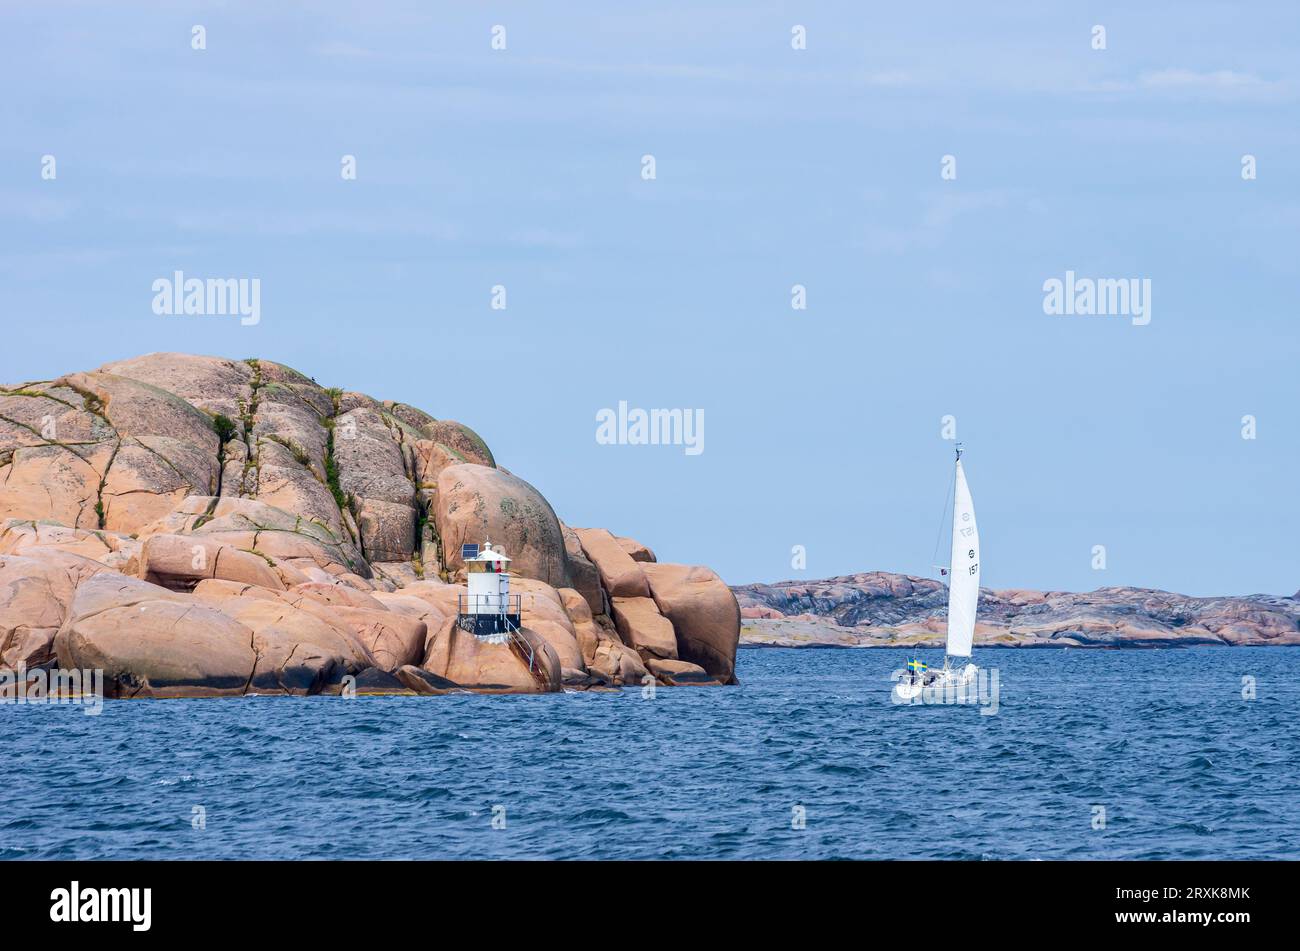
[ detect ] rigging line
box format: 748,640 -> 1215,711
930,456 -> 956,577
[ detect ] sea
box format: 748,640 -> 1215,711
3,647 -> 1297,860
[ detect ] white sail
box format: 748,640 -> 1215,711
945,458 -> 979,658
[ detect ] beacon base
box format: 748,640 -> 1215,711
456,613 -> 523,638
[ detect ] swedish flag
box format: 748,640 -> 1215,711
907,659 -> 928,672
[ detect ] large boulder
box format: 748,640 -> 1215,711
333,407 -> 418,562
426,420 -> 494,468
211,598 -> 369,694
57,371 -> 222,533
305,604 -> 425,671
140,496 -> 367,581
0,551 -> 108,668
99,352 -> 253,421
557,586 -> 647,686
372,561 -> 421,589
421,616 -> 560,693
58,370 -> 219,456
616,536 -> 657,563
191,578 -> 285,605
0,519 -> 140,574
610,596 -> 677,661
513,577 -> 585,672
561,524 -> 603,615
0,381 -> 110,449
0,444 -> 108,531
290,580 -> 387,612
140,534 -> 286,591
251,439 -> 346,544
208,580 -> 425,671
99,437 -> 217,532
386,578 -> 460,615
1,368 -> 221,535
645,657 -> 721,686
411,419 -> 495,487
371,590 -> 451,628
354,498 -> 418,564
138,357 -> 345,540
591,637 -> 650,685
393,579 -> 463,625
55,574 -> 257,698
412,440 -> 463,488
573,528 -> 650,598
557,587 -> 603,661
394,664 -> 457,695
435,464 -> 568,587
192,579 -> 425,676
642,563 -> 740,683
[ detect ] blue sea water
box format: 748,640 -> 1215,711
2,647 -> 1298,860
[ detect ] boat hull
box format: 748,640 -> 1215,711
893,663 -> 979,705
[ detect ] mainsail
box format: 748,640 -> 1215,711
945,457 -> 979,658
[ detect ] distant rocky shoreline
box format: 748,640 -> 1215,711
733,573 -> 1300,649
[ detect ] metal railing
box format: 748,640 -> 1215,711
504,623 -> 540,682
457,593 -> 522,615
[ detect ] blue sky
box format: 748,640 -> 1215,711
2,2 -> 1298,596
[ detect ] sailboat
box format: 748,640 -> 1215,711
893,443 -> 980,703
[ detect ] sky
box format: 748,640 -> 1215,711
1,2 -> 1298,597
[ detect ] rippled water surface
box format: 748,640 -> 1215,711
3,647 -> 1298,859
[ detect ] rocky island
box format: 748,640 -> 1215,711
735,573 -> 1300,648
0,353 -> 739,698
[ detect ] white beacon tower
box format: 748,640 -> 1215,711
456,540 -> 522,639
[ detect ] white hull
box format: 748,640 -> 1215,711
893,663 -> 979,705
893,680 -> 924,701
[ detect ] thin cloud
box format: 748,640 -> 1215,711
171,208 -> 460,240
1079,68 -> 1295,101
314,41 -> 376,59
507,228 -> 583,250
0,189 -> 77,224
856,190 -> 1011,255
1140,68 -> 1268,89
